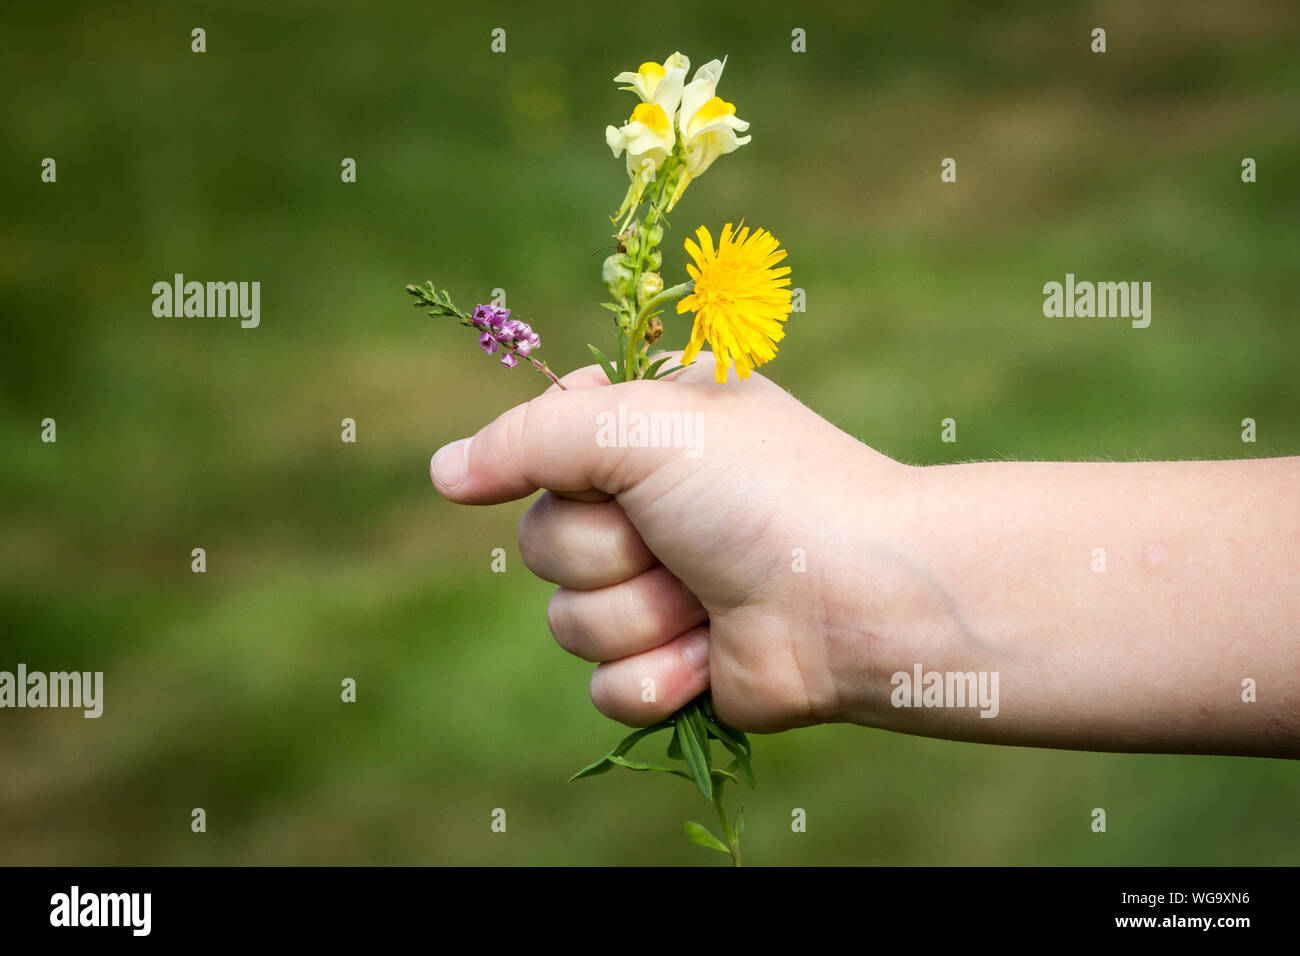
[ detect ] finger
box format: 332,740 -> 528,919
549,365 -> 649,503
545,361 -> 695,503
430,378 -> 704,505
434,361 -> 611,509
547,566 -> 707,661
589,627 -> 711,726
518,493 -> 657,589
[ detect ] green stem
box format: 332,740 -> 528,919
623,281 -> 692,381
621,164 -> 679,381
711,781 -> 743,867
513,348 -> 566,389
634,282 -> 693,330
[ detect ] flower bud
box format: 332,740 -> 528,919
602,254 -> 635,300
646,249 -> 662,271
624,233 -> 641,257
645,315 -> 663,344
646,223 -> 664,246
637,271 -> 664,306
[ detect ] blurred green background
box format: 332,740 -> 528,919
2,0 -> 1298,865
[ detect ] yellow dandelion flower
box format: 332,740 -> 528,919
676,223 -> 792,382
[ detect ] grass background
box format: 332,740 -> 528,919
1,0 -> 1297,864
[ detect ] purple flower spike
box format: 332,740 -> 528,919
515,327 -> 538,356
500,319 -> 526,344
470,305 -> 542,370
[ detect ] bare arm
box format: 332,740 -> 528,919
836,457 -> 1300,757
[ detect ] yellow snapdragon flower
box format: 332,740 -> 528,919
666,58 -> 751,212
613,52 -> 690,116
605,102 -> 676,228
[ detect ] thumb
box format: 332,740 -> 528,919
430,372 -> 704,505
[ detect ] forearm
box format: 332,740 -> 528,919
834,456 -> 1300,757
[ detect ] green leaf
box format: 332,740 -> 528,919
683,821 -> 730,854
702,706 -> 754,788
718,741 -> 756,789
705,717 -> 752,758
686,702 -> 713,768
644,355 -> 673,379
569,757 -> 616,781
708,724 -> 755,788
569,721 -> 672,781
642,353 -> 686,379
587,344 -> 619,384
711,766 -> 740,786
667,726 -> 683,760
675,709 -> 713,800
607,755 -> 693,780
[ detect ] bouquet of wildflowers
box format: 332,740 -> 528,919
408,51 -> 792,865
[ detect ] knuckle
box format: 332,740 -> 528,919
515,495 -> 553,575
546,589 -> 599,662
545,590 -> 574,649
588,668 -> 619,720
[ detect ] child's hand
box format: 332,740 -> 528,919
432,356 -> 1300,757
430,356 -> 903,733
